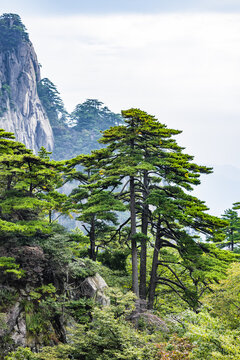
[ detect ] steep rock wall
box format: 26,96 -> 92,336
0,39 -> 54,153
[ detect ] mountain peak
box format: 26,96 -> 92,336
0,13 -> 53,153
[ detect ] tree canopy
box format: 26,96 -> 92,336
0,129 -> 67,244
0,14 -> 29,51
71,99 -> 122,132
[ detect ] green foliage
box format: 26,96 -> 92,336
23,284 -> 59,345
65,297 -> 94,323
67,229 -> 90,257
155,335 -> 193,359
0,14 -> 29,51
203,262 -> 240,329
12,291 -> 157,360
98,248 -> 130,271
36,230 -> 74,266
0,287 -> 17,311
220,206 -> 240,251
5,345 -> 72,360
106,288 -> 136,316
66,308 -> 155,360
0,100 -> 237,360
66,152 -> 126,261
5,347 -> 38,360
37,78 -> 67,127
47,97 -> 123,160
71,99 -> 122,131
68,258 -> 100,279
0,129 -> 68,243
0,256 -> 24,279
151,242 -> 237,314
29,284 -> 56,301
93,108 -> 227,299
38,147 -> 52,161
183,309 -> 240,359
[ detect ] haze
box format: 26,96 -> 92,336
1,0 -> 240,215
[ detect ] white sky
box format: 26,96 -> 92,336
23,13 -> 240,170
1,4 -> 240,214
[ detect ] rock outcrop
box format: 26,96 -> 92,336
0,15 -> 53,153
0,245 -> 109,357
79,273 -> 110,306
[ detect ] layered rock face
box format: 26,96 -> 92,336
0,26 -> 53,153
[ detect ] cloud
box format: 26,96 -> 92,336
1,0 -> 240,15
19,13 -> 240,173
0,10 -> 239,213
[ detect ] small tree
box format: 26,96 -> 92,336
37,78 -> 68,127
71,99 -> 122,131
221,207 -> 240,251
0,129 -> 67,243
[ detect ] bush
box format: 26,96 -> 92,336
98,248 -> 129,271
183,309 -> 240,359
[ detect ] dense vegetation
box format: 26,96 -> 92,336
1,106 -> 240,359
0,13 -> 29,51
37,78 -> 122,159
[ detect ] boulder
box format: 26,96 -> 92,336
79,273 -> 110,306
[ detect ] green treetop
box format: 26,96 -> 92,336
0,13 -> 29,51
37,78 -> 68,127
71,99 -> 122,132
220,206 -> 240,251
0,129 -> 68,244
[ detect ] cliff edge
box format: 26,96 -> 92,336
0,14 -> 53,153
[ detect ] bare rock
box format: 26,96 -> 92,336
0,246 -> 46,287
128,299 -> 168,332
80,273 -> 110,306
11,312 -> 27,347
0,40 -> 53,153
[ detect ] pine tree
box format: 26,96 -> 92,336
0,13 -> 29,51
71,99 -> 122,132
220,206 -> 240,251
37,78 -> 68,127
96,109 -> 226,301
0,129 -> 67,243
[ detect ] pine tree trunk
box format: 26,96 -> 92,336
148,217 -> 162,309
89,215 -> 96,261
140,170 -> 148,299
130,175 -> 139,296
231,230 -> 234,251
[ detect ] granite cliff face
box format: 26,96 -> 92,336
0,15 -> 53,153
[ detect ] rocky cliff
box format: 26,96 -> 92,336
0,14 -> 53,153
0,245 -> 109,357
